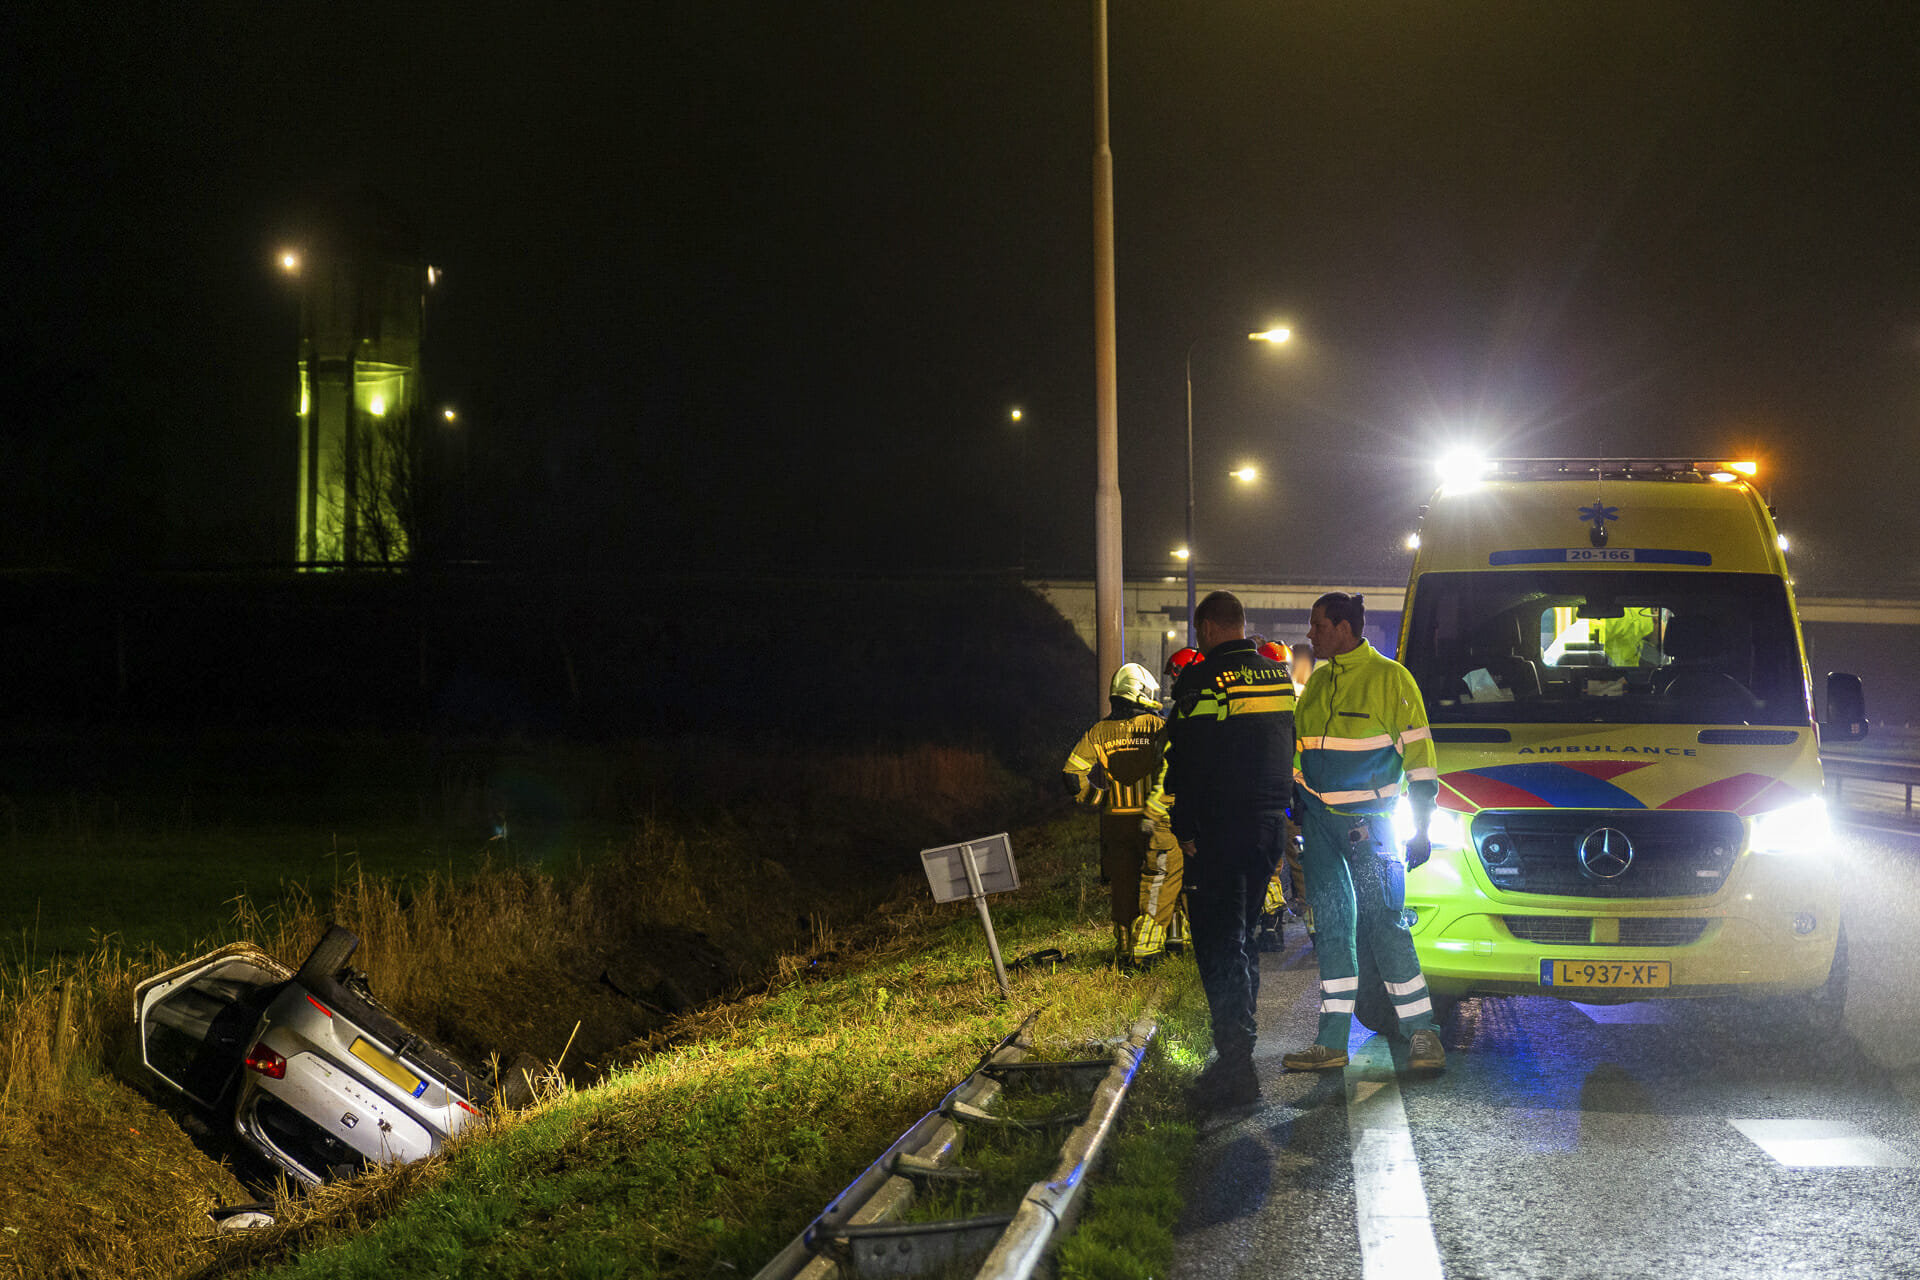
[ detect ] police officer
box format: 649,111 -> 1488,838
1253,641 -> 1298,953
1063,663 -> 1183,967
1282,592 -> 1446,1074
1166,591 -> 1296,1107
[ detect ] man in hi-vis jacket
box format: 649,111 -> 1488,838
1282,592 -> 1446,1074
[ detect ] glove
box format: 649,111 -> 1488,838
1404,834 -> 1432,872
1138,817 -> 1156,837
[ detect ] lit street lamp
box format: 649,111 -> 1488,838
1184,327 -> 1291,645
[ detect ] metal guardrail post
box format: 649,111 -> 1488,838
754,1013 -> 1040,1280
973,1018 -> 1158,1280
1823,752 -> 1920,817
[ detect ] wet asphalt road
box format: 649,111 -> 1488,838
1174,818 -> 1920,1280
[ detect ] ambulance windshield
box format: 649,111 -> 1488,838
1403,571 -> 1808,725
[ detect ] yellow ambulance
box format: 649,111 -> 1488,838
1390,457 -> 1866,1026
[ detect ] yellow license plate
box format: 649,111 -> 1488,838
350,1037 -> 428,1098
1540,959 -> 1671,989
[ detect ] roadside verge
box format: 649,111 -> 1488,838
192,817 -> 1211,1279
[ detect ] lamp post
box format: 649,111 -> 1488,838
1010,407 -> 1026,573
1183,327 -> 1291,645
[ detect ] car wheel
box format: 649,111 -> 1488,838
294,925 -> 361,988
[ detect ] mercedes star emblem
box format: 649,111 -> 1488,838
1578,827 -> 1634,879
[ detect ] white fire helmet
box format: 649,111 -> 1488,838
1109,662 -> 1160,709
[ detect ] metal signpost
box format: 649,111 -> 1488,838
919,834 -> 1020,998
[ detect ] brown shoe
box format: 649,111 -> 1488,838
1406,1027 -> 1446,1073
1281,1043 -> 1349,1071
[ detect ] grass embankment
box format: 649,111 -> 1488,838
1,742 -> 1038,1279
187,818 -> 1212,1280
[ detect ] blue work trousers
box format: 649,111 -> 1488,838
1185,814 -> 1287,1062
1297,793 -> 1435,1050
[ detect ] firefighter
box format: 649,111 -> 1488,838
1281,592 -> 1446,1074
1063,663 -> 1184,968
1157,645 -> 1205,951
1161,646 -> 1204,716
1166,592 -> 1295,1108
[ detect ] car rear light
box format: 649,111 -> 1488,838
244,1043 -> 287,1080
455,1100 -> 479,1115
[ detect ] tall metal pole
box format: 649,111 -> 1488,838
1091,0 -> 1124,710
1184,342 -> 1197,649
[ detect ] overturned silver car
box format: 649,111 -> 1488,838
135,924 -> 490,1187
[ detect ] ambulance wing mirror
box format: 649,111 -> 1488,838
1823,672 -> 1869,741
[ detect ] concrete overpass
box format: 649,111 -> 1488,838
1032,579 -> 1920,727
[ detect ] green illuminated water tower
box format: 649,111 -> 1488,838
282,191 -> 434,567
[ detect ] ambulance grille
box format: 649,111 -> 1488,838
1503,916 -> 1592,943
1472,809 -> 1743,898
1617,917 -> 1713,946
1501,915 -> 1715,945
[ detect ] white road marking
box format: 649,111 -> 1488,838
1345,1037 -> 1445,1279
1730,1118 -> 1916,1168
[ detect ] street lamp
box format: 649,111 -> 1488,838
1184,326 -> 1292,645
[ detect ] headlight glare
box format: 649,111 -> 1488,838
1748,795 -> 1831,856
1391,795 -> 1466,850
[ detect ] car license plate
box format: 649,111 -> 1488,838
350,1037 -> 428,1098
1540,959 -> 1671,989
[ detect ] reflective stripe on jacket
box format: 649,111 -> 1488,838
1293,641 -> 1438,814
1165,638 -> 1295,841
1064,708 -> 1171,817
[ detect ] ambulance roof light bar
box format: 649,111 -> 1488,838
1461,457 -> 1761,483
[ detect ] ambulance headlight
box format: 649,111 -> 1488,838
1391,795 -> 1466,851
1748,796 -> 1831,857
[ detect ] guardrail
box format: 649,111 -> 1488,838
754,1012 -> 1157,1280
976,1019 -> 1156,1280
1823,754 -> 1920,817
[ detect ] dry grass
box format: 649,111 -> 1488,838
178,815 -> 1200,1279
0,742 -> 1027,1279
1,942 -> 139,1144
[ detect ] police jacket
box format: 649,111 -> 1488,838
1165,638 -> 1295,841
1063,703 -> 1173,825
1293,641 -> 1439,815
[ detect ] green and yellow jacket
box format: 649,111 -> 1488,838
1293,641 -> 1439,815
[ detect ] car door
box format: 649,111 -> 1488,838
134,942 -> 292,1109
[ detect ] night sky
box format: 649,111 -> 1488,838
6,3 -> 1918,589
